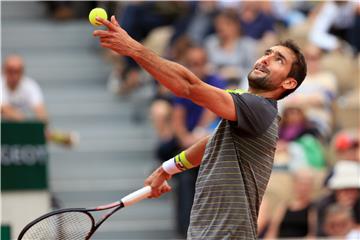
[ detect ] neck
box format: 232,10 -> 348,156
248,87 -> 279,99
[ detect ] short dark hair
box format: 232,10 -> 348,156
277,40 -> 307,99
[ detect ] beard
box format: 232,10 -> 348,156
247,70 -> 277,91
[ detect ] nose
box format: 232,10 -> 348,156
260,55 -> 270,65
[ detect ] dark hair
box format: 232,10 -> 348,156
216,8 -> 240,23
277,40 -> 307,99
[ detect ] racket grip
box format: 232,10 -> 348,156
121,186 -> 152,207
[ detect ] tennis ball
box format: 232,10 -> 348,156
89,8 -> 108,26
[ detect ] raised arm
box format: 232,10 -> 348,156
144,135 -> 210,198
93,16 -> 236,121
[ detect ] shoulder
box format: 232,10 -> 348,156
20,77 -> 43,97
230,91 -> 277,111
22,76 -> 39,86
22,77 -> 41,89
228,90 -> 278,136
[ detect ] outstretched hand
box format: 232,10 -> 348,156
93,15 -> 140,56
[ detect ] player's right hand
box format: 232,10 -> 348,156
93,15 -> 140,57
145,167 -> 172,198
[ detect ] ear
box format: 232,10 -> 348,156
282,77 -> 297,90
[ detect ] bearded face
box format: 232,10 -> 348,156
247,62 -> 278,91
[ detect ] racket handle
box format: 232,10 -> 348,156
121,186 -> 152,207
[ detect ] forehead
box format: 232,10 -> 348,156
270,45 -> 296,63
4,57 -> 24,69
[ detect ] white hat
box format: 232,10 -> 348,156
328,160 -> 360,190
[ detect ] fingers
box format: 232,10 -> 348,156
111,15 -> 120,27
100,42 -> 113,49
93,29 -> 113,37
99,36 -> 112,45
95,16 -> 118,31
147,181 -> 172,198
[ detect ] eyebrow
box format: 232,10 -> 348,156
265,49 -> 288,63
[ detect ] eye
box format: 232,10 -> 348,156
276,57 -> 284,64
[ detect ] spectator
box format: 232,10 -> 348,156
281,44 -> 338,139
152,46 -> 227,163
309,1 -> 357,52
333,130 -> 359,162
1,54 -> 78,147
279,106 -> 319,142
149,36 -> 193,163
172,46 -> 227,149
277,106 -> 325,171
270,1 -> 308,27
186,1 -> 218,44
265,169 -> 316,239
2,55 -> 46,122
204,8 -> 257,82
238,2 -> 276,41
323,204 -> 359,239
315,160 -> 360,236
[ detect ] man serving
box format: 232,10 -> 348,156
94,16 -> 306,239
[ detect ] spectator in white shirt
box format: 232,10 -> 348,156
1,55 -> 47,121
1,54 -> 78,147
309,1 -> 356,51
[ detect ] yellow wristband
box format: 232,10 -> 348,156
175,151 -> 193,171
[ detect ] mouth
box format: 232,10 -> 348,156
254,64 -> 269,74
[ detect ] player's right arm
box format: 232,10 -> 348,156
93,16 -> 237,122
145,135 -> 210,198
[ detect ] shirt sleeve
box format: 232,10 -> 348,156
229,92 -> 278,137
27,79 -> 44,107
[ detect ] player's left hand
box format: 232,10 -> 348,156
93,15 -> 140,56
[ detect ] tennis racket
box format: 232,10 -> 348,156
17,186 -> 152,240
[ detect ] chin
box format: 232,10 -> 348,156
249,70 -> 266,79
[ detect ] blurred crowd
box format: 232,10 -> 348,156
2,1 -> 359,239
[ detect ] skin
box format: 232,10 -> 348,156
173,47 -> 217,148
1,55 -> 48,123
93,16 -> 299,198
324,210 -> 354,237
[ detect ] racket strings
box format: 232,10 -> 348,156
21,211 -> 93,240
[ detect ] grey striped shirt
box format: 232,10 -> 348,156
188,92 -> 279,239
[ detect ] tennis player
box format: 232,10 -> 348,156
94,16 -> 307,239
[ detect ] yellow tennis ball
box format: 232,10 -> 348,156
89,8 -> 108,26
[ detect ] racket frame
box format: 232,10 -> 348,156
17,203 -> 125,240
17,186 -> 150,240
